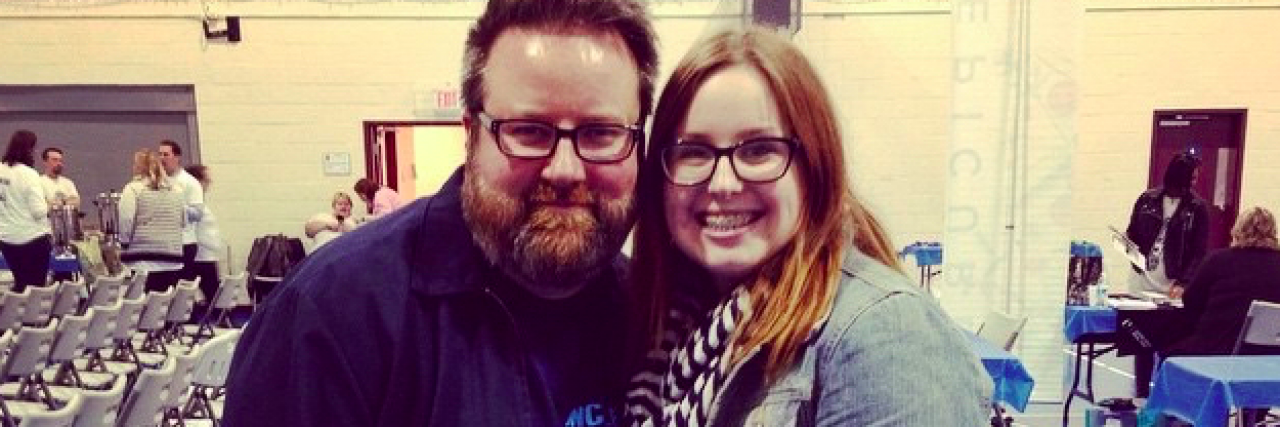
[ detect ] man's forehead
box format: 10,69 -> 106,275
483,29 -> 640,120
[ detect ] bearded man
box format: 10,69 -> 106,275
223,0 -> 657,425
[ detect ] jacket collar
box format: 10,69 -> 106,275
409,167 -> 493,297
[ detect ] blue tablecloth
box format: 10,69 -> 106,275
1064,306 -> 1117,342
1141,356 -> 1280,427
0,253 -> 79,274
966,331 -> 1036,412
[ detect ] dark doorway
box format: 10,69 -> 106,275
1148,109 -> 1246,251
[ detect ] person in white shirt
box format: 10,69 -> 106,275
0,130 -> 53,292
158,140 -> 204,282
186,164 -> 224,302
305,191 -> 359,251
40,147 -> 81,210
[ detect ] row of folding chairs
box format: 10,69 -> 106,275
1,272 -> 249,426
1,271 -> 145,335
4,271 -> 249,344
0,327 -> 241,426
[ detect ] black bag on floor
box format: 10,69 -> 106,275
245,234 -> 305,302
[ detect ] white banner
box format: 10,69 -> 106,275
943,0 -> 1079,401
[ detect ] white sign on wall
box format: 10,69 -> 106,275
322,152 -> 351,176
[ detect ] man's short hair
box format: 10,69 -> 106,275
159,140 -> 182,156
41,147 -> 63,161
461,0 -> 658,122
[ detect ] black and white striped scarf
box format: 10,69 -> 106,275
625,286 -> 753,427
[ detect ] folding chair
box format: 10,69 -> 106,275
48,281 -> 84,320
44,308 -> 94,388
0,330 -> 12,425
0,289 -> 30,333
45,308 -> 94,388
1233,300 -> 1280,354
0,319 -> 60,409
77,301 -> 120,378
163,280 -> 200,345
81,275 -> 123,315
161,343 -> 203,426
0,330 -> 12,367
977,311 -> 1028,352
105,297 -> 144,370
115,355 -> 176,427
185,330 -> 240,426
70,372 -> 126,427
976,311 -> 1028,427
1231,300 -> 1280,427
21,286 -> 59,328
15,391 -> 81,427
121,271 -> 147,302
136,288 -> 175,358
193,273 -> 246,344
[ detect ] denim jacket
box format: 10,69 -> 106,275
706,249 -> 993,427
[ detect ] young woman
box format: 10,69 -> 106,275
1124,152 -> 1209,298
119,149 -> 186,292
626,28 -> 991,426
0,130 -> 52,292
1167,206 -> 1280,356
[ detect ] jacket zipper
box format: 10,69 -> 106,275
484,286 -> 556,426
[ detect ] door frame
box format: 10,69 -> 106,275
1148,108 -> 1247,188
1148,108 -> 1248,248
362,120 -> 464,190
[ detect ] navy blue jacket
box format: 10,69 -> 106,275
223,169 -> 629,426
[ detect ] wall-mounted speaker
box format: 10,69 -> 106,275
751,0 -> 793,29
203,16 -> 242,43
226,17 -> 241,43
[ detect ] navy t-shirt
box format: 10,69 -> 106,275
491,277 -> 627,427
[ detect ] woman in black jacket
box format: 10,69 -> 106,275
1167,206 -> 1280,356
1124,152 -> 1210,298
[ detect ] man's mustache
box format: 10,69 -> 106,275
528,183 -> 595,207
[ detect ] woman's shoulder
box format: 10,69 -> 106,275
7,163 -> 40,180
821,249 -> 959,345
828,250 -> 925,313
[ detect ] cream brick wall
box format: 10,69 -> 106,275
795,11 -> 953,247
1077,6 -> 1280,283
3,2 -> 1279,280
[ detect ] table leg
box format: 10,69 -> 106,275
1064,343 -> 1086,427
1085,343 -> 1099,399
1135,351 -> 1153,398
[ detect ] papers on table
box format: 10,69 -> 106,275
1109,225 -> 1146,269
1107,298 -> 1158,309
1106,292 -> 1183,309
1109,225 -> 1162,291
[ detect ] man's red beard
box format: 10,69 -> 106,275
461,167 -> 634,293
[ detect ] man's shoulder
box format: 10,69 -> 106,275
281,195 -> 472,302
